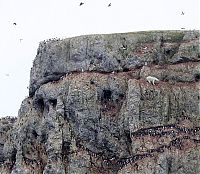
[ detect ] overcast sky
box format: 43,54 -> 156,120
0,0 -> 199,117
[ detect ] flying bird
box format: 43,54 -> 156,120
108,3 -> 111,7
79,2 -> 84,6
181,11 -> 185,15
13,22 -> 17,25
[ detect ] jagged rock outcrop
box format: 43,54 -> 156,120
0,117 -> 17,173
0,30 -> 199,174
29,30 -> 200,96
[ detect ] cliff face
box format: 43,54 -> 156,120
0,30 -> 200,174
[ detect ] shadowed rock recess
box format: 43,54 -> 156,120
0,30 -> 200,174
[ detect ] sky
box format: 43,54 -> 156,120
0,0 -> 199,117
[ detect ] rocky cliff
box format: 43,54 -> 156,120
0,30 -> 200,174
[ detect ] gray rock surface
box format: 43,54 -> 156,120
29,30 -> 200,96
0,30 -> 200,174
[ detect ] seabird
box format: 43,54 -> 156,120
122,44 -> 127,50
79,2 -> 84,6
181,28 -> 185,29
181,11 -> 185,15
13,23 -> 17,25
108,3 -> 111,7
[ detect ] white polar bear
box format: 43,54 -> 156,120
146,76 -> 159,85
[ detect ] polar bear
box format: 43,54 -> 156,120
146,76 -> 159,85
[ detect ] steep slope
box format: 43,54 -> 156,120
0,30 -> 199,174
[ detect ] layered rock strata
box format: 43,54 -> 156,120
0,30 -> 199,174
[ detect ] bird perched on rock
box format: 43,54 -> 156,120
79,2 -> 84,6
121,44 -> 127,50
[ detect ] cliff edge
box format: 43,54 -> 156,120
0,30 -> 200,174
